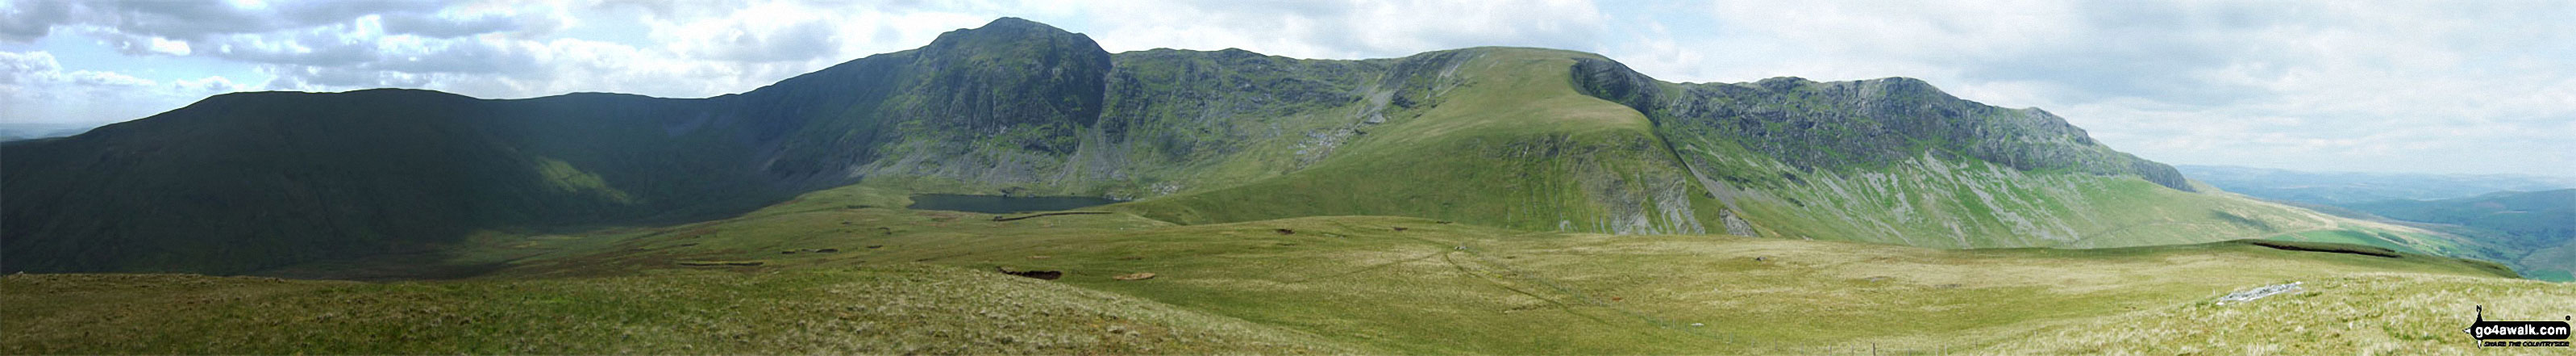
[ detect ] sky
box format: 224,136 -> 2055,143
2,0 -> 2570,177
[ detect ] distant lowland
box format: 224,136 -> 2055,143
0,123 -> 94,142
2180,165 -> 2576,281
2179,164 -> 2576,204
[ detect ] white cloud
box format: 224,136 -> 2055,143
145,36 -> 189,55
1059,0 -> 1608,59
652,1 -> 843,62
10,0 -> 1609,105
0,51 -> 250,125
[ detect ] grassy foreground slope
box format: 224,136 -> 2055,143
1991,273 -> 2574,354
12,183 -> 2548,354
1,265 -> 1359,354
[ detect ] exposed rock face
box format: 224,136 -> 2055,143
1704,77 -> 2187,191
1546,58 -> 2299,249
907,18 -> 1113,134
1564,60 -> 2194,192
1569,57 -> 1663,115
730,17 -> 1113,187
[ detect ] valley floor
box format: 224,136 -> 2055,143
5,184 -> 2566,354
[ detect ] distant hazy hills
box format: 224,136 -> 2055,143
2341,190 -> 2576,280
0,123 -> 94,142
2175,165 -> 2576,280
2347,190 -> 2576,237
2179,165 -> 2576,205
0,18 -> 2437,274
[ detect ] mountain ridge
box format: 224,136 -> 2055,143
0,18 -> 2433,274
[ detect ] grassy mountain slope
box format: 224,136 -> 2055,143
1,265 -> 1358,354
1987,272 -> 2570,354
0,90 -> 789,274
1105,48 -> 2428,251
888,47 -> 1397,199
1590,61 -> 2492,250
1,18 -> 1470,274
1110,48 -> 1720,235
0,19 -> 1126,274
7,183 -> 2545,354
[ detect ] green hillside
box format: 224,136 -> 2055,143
1109,48 -> 1720,235
2,19 -> 1130,274
1,265 -> 1358,354
0,90 -> 791,273
1105,47 -> 2433,253
6,183 -> 2549,354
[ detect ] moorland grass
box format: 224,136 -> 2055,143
2,264 -> 1359,354
12,182 -> 2551,354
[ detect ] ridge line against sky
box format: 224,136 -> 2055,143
2,0 -> 2570,177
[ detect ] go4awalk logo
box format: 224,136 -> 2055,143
2465,305 -> 2572,348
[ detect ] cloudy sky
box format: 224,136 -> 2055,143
3,0 -> 2570,176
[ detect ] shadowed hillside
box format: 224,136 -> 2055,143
2,18 -> 1116,274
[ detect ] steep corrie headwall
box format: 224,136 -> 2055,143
1106,48 -> 1728,235
1563,57 -> 2443,249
